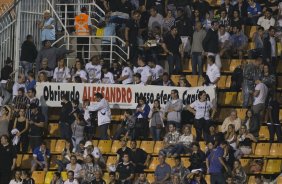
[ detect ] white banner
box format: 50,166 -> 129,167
36,83 -> 217,109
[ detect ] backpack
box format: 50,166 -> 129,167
230,65 -> 243,91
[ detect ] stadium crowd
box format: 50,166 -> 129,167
0,0 -> 282,183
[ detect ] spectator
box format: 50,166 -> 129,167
266,95 -> 282,143
110,62 -> 122,83
85,92 -> 111,140
220,0 -> 235,18
171,156 -> 188,182
101,65 -> 115,84
154,154 -> 171,184
192,0 -> 211,19
261,64 -> 276,94
219,9 -> 231,29
221,109 -> 242,133
205,55 -> 221,86
108,172 -> 120,184
64,170 -> 79,184
113,110 -> 135,140
12,73 -> 26,98
22,170 -> 35,184
130,140 -> 150,173
236,125 -> 257,157
82,141 -> 104,166
230,25 -> 248,59
185,171 -> 207,184
163,10 -> 175,34
249,26 -> 264,59
134,173 -> 149,184
13,107 -> 29,152
205,125 -> 224,147
125,10 -> 141,66
117,62 -> 133,84
29,103 -> 45,150
187,90 -> 216,141
257,8 -> 275,30
247,0 -> 262,25
38,58 -> 54,81
9,170 -> 22,184
177,75 -> 191,87
37,10 -> 56,43
225,124 -> 237,150
232,160 -> 247,183
218,25 -> 231,58
242,57 -> 262,107
264,26 -> 278,70
148,99 -> 164,141
0,105 -> 11,137
0,135 -> 17,184
191,21 -> 206,76
254,175 -> 267,184
134,97 -> 150,140
148,59 -> 164,85
85,55 -> 102,83
206,141 -> 229,184
59,94 -> 73,141
164,89 -> 183,129
71,114 -> 85,151
53,58 -> 71,83
116,138 -> 132,164
169,125 -> 194,156
226,175 -> 234,184
66,155 -> 82,179
26,88 -> 40,118
160,123 -> 180,156
20,35 -> 38,76
0,58 -> 13,105
12,88 -> 29,112
243,109 -> 260,138
148,6 -> 164,33
50,172 -> 64,184
90,171 -> 106,184
134,57 -> 152,85
133,73 -> 144,85
72,59 -> 88,83
116,153 -> 135,184
162,26 -> 183,74
26,71 -> 36,91
155,72 -> 174,86
31,142 -> 50,172
189,142 -> 206,172
252,79 -> 268,119
203,20 -> 221,69
56,140 -> 73,172
74,7 -> 92,61
230,10 -> 243,30
234,0 -> 248,19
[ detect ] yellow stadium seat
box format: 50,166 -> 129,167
248,176 -> 256,184
264,159 -> 282,173
221,59 -> 231,72
44,172 -> 54,184
248,42 -> 255,50
254,143 -> 270,156
217,108 -> 232,122
191,127 -> 196,137
21,154 -> 33,169
218,75 -> 227,89
49,155 -> 62,170
16,154 -> 23,168
48,139 -> 57,153
106,156 -> 117,167
147,173 -> 155,183
98,140 -> 112,154
205,175 -> 211,184
225,75 -> 231,88
153,141 -> 164,154
258,126 -> 270,140
236,108 -> 247,120
149,157 -> 159,170
140,141 -> 155,154
223,92 -> 238,106
280,109 -> 282,121
248,26 -> 257,38
277,43 -> 281,56
54,140 -> 66,154
240,159 -> 250,170
277,176 -> 282,184
61,172 -> 67,181
170,75 -> 180,86
48,123 -> 60,137
181,157 -> 191,168
199,141 -> 206,152
103,172 -> 110,184
166,158 -> 175,168
197,76 -> 205,86
270,143 -> 282,157
111,140 -> 121,154
32,171 -> 46,184
186,75 -> 199,87
92,139 -> 99,147
237,92 -> 243,106
229,59 -> 242,72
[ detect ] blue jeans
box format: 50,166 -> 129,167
170,144 -> 187,155
150,126 -> 161,141
20,61 -> 33,76
192,52 -> 203,76
210,173 -> 225,184
167,54 -> 181,74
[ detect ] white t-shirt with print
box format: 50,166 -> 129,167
133,65 -> 152,84
121,66 -> 133,84
253,82 -> 268,105
85,62 -> 101,83
53,67 -> 71,82
72,70 -> 88,82
150,64 -> 164,80
190,100 -> 213,120
207,63 -> 220,84
102,72 -> 115,84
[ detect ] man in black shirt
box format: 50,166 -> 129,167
116,138 -> 132,164
267,95 -> 282,143
130,140 -> 150,173
125,10 -> 141,66
59,94 -> 73,141
116,153 -> 135,184
0,135 -> 17,184
162,26 -> 183,74
29,103 -> 45,150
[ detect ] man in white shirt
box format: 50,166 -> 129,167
257,8 -> 275,31
218,25 -> 231,57
85,92 -> 111,139
101,65 -> 115,84
252,79 -> 268,117
148,59 -> 163,84
118,62 -> 133,84
12,73 -> 26,98
64,170 -> 79,184
85,55 -> 102,83
133,57 -> 152,84
206,55 -> 220,86
133,73 -> 144,85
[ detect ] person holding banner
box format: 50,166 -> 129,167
85,93 -> 111,140
187,90 -> 216,141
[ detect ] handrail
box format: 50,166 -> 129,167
0,0 -> 20,20
56,3 -> 105,16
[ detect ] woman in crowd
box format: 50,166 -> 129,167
9,170 -> 22,184
80,154 -> 100,183
243,109 -> 260,138
72,59 -> 87,83
13,107 -> 29,152
148,99 -> 164,141
236,125 -> 257,158
37,71 -> 48,82
66,155 -> 82,179
162,10 -> 175,34
135,97 -> 150,140
189,142 -> 206,172
56,140 -> 73,172
53,57 -> 71,83
232,160 -> 247,183
50,172 -> 64,184
0,105 -> 11,137
221,109 -> 241,133
225,124 -> 237,150
71,114 -> 85,151
21,170 -> 35,184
